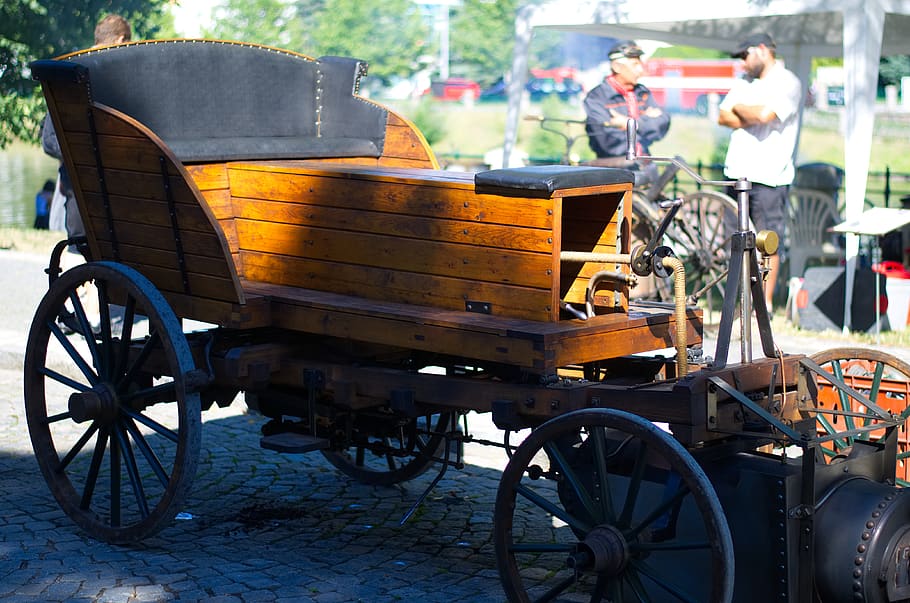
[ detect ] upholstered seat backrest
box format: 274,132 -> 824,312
63,40 -> 388,162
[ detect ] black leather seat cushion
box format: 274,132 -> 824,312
474,165 -> 635,197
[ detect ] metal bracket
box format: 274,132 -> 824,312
707,376 -> 803,442
465,300 -> 492,314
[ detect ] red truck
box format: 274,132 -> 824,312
638,58 -> 742,115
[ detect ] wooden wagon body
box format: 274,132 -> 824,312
25,40 -> 910,603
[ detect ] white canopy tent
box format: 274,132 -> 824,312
502,0 -> 910,330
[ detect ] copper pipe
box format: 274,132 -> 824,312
661,255 -> 688,377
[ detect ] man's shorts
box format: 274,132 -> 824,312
725,183 -> 789,236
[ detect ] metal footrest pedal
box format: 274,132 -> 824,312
260,432 -> 330,453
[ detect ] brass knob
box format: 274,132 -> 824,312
756,230 -> 779,255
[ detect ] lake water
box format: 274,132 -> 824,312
0,143 -> 60,228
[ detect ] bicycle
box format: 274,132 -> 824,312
524,114 -> 749,313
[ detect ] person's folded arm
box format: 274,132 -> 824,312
718,108 -> 743,129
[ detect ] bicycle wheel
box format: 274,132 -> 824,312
675,190 -> 750,310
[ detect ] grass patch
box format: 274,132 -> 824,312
0,226 -> 63,256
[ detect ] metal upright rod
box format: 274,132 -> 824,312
736,178 -> 752,362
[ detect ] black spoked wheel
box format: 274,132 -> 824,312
495,408 -> 733,602
810,347 -> 910,486
322,411 -> 455,486
24,261 -> 201,543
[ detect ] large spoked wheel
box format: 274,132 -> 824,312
810,347 -> 910,486
24,261 -> 201,543
675,190 -> 743,309
494,408 -> 734,602
322,411 -> 455,486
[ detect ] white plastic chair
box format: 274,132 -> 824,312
787,187 -> 843,278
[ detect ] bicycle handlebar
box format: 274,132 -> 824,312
625,118 -> 740,189
523,114 -> 586,125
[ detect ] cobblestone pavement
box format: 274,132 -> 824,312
4,249 -> 910,602
0,250 -> 514,602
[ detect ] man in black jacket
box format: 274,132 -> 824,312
583,40 -> 670,179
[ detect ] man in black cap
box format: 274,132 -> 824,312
718,32 -> 802,310
583,40 -> 670,178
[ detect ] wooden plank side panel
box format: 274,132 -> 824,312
94,241 -> 235,279
183,165 -> 241,274
235,219 -> 552,288
61,105 -> 245,308
65,131 -> 182,176
232,197 -> 554,253
87,217 -> 230,259
240,251 -> 555,321
382,111 -> 437,167
228,168 -> 556,230
81,192 -> 216,233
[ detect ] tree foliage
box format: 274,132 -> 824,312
0,0 -> 173,148
880,55 -> 910,88
449,0 -> 519,82
205,0 -> 429,84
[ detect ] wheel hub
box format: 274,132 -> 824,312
567,524 -> 629,576
68,383 -> 119,423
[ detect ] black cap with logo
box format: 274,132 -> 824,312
608,40 -> 644,61
731,33 -> 776,59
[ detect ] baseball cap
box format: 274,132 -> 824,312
731,33 -> 775,59
608,40 -> 644,61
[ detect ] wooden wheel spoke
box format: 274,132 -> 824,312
113,421 -> 150,519
817,413 -> 848,450
68,289 -> 101,371
114,295 -> 138,378
829,362 -> 858,433
544,440 -> 602,524
122,407 -> 179,444
381,437 -> 399,471
624,570 -> 650,602
117,331 -> 161,390
508,542 -> 577,554
38,366 -> 92,395
56,421 -> 100,472
534,573 -> 578,603
96,281 -> 114,378
110,427 -> 121,527
590,573 -> 611,603
123,417 -> 170,490
868,361 -> 885,407
80,426 -> 109,511
515,483 -> 593,534
590,426 -> 617,522
629,559 -> 701,603
47,319 -> 98,386
619,441 -> 649,529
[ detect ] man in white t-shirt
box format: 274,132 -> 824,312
719,32 -> 802,310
